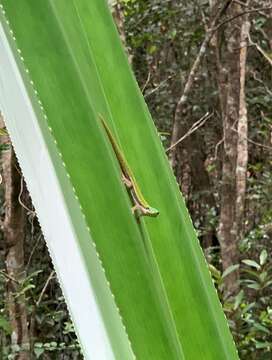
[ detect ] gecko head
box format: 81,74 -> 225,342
147,207 -> 160,217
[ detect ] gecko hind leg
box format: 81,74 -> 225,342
121,174 -> 133,189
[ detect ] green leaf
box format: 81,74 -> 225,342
148,44 -> 157,54
22,270 -> 43,285
253,323 -> 270,334
255,341 -> 271,349
242,259 -> 261,270
234,290 -> 244,310
208,263 -> 221,280
0,315 -> 12,334
222,264 -> 240,279
259,271 -> 267,283
34,343 -> 45,359
260,249 -> 268,266
264,280 -> 272,288
247,283 -> 261,290
15,284 -> 35,298
241,302 -> 255,314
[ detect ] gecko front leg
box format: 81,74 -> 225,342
121,173 -> 133,189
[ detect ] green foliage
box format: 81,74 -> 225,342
33,340 -> 81,359
232,251 -> 272,359
0,0 -> 271,358
209,245 -> 272,360
0,314 -> 11,334
0,222 -> 81,359
0,0 -> 238,358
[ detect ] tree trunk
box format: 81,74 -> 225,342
216,3 -> 249,297
111,1 -> 133,64
235,13 -> 250,242
1,116 -> 30,359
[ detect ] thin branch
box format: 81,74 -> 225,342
141,71 -> 151,93
36,270 -> 55,307
248,33 -> 272,66
0,269 -> 20,284
251,70 -> 272,96
246,137 -> 272,151
215,6 -> 272,31
231,127 -> 272,151
213,114 -> 268,161
257,27 -> 270,42
144,74 -> 175,98
233,0 -> 248,6
192,0 -> 208,30
18,176 -> 35,216
214,137 -> 225,160
166,112 -> 213,152
25,233 -> 43,272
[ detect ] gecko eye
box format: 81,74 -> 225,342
149,207 -> 159,217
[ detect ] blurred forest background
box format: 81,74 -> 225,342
0,0 -> 272,359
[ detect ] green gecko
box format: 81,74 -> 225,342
99,114 -> 159,218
